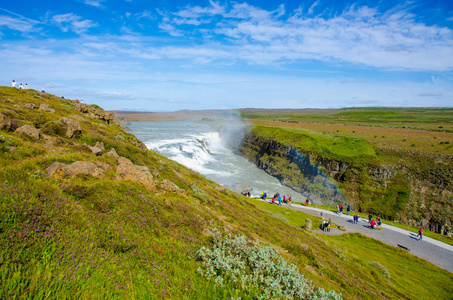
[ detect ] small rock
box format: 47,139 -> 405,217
16,125 -> 40,140
305,219 -> 312,231
38,103 -> 55,113
105,148 -> 119,157
60,117 -> 82,138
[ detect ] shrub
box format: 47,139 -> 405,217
42,121 -> 67,136
196,229 -> 342,300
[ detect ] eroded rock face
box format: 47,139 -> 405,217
16,125 -> 40,140
47,161 -> 112,178
116,157 -> 156,190
38,103 -> 55,113
0,113 -> 11,131
60,117 -> 82,138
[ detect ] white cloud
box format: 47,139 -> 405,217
158,3 -> 453,71
52,13 -> 97,34
308,0 -> 320,15
82,0 -> 103,7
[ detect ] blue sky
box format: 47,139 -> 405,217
1,0 -> 452,111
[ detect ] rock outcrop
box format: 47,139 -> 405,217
116,157 -> 156,191
47,161 -> 112,178
38,103 -> 55,113
60,117 -> 82,138
16,125 -> 40,140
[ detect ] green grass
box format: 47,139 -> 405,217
1,87 -> 452,299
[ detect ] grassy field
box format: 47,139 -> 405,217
239,107 -> 453,155
1,88 -> 452,299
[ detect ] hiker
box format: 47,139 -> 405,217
278,195 -> 282,206
12,80 -> 16,88
327,219 -> 331,232
321,220 -> 328,231
336,204 -> 340,214
346,205 -> 350,215
368,213 -> 373,223
417,226 -> 423,241
377,218 -> 382,226
272,197 -> 275,204
353,215 -> 357,224
370,220 -> 377,229
283,195 -> 286,204
19,83 -> 23,89
339,204 -> 343,214
288,196 -> 292,205
24,83 -> 28,89
305,198 -> 309,206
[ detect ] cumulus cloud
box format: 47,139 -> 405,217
52,13 -> 97,34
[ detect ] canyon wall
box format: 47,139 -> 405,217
240,128 -> 453,236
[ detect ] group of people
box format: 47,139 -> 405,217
11,80 -> 28,90
336,204 -> 351,215
269,192 -> 292,206
367,213 -> 382,229
321,219 -> 332,231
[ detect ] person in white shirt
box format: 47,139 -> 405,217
19,83 -> 23,89
24,83 -> 28,89
12,80 -> 16,87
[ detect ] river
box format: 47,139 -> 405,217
127,120 -> 307,202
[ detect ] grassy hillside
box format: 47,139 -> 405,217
1,87 -> 452,299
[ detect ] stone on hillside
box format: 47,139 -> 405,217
87,144 -> 103,156
299,244 -> 310,253
95,142 -> 105,151
38,103 -> 55,113
159,179 -> 184,193
24,103 -> 36,110
16,125 -> 40,140
60,117 -> 82,138
305,219 -> 312,231
105,147 -> 119,157
47,161 -> 111,178
0,113 -> 11,131
338,226 -> 346,231
116,157 -> 155,191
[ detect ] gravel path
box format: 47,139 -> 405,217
261,200 -> 453,273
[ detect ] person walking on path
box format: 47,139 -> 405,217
346,205 -> 350,215
12,80 -> 16,88
368,213 -> 373,223
417,226 -> 423,241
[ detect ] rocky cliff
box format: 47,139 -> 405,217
240,128 -> 453,236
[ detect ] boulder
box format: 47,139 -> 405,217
305,219 -> 312,231
16,125 -> 40,140
159,179 -> 184,193
105,148 -> 119,157
47,161 -> 111,178
60,117 -> 82,138
0,113 -> 11,131
116,157 -> 155,191
38,103 -> 55,113
338,226 -> 346,231
87,142 -> 104,156
24,103 -> 36,110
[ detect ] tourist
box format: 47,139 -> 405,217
305,198 -> 309,206
377,218 -> 382,226
327,219 -> 331,232
339,204 -> 343,214
12,80 -> 16,88
370,220 -> 377,229
417,226 -> 423,241
347,204 -> 350,215
24,83 -> 28,89
336,204 -> 340,214
19,83 -> 23,89
368,213 -> 373,223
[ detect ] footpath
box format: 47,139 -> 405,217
258,199 -> 453,273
